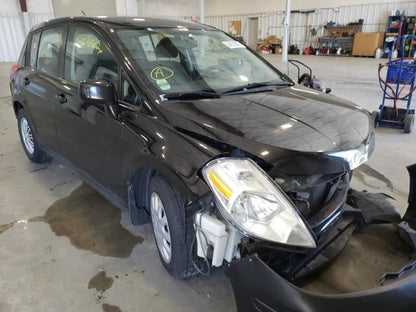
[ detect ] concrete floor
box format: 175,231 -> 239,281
0,54 -> 415,312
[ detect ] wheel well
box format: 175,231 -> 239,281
128,166 -> 195,225
13,101 -> 23,117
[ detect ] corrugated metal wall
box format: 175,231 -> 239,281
2,1 -> 416,61
205,1 -> 416,48
0,13 -> 54,62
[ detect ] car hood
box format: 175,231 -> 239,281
162,86 -> 372,154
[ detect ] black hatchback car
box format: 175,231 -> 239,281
10,17 -> 416,312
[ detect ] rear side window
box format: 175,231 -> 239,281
30,32 -> 41,67
64,25 -> 119,85
37,27 -> 64,75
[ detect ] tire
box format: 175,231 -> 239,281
404,114 -> 415,134
17,109 -> 49,163
371,111 -> 379,128
149,174 -> 191,278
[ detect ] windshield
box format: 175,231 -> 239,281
115,27 -> 285,95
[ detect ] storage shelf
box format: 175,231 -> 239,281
318,25 -> 361,57
319,37 -> 353,43
384,16 -> 404,52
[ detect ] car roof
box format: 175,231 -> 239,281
31,16 -> 215,32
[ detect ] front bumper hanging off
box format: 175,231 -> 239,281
229,255 -> 416,312
227,164 -> 416,312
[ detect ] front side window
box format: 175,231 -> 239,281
115,28 -> 284,95
122,78 -> 139,105
30,32 -> 41,67
37,27 -> 64,75
64,26 -> 119,86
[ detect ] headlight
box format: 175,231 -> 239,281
202,158 -> 316,248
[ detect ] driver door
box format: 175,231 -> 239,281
54,24 -> 124,197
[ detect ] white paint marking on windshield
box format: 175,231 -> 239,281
222,41 -> 245,49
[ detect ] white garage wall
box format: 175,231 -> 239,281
136,0 -> 200,19
52,0 -> 117,17
27,0 -> 54,14
205,1 -> 416,48
0,0 -> 201,62
116,0 -> 138,16
2,0 -> 414,62
206,0 -> 415,16
0,0 -> 21,14
0,15 -> 26,62
0,0 -> 54,62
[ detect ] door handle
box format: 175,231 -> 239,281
24,77 -> 30,85
58,94 -> 67,104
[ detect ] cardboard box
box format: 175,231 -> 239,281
255,36 -> 282,52
352,32 -> 384,56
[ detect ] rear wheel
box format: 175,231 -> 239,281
404,114 -> 414,133
17,109 -> 49,163
149,174 -> 191,278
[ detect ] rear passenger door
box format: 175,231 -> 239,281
54,24 -> 123,197
19,27 -> 64,152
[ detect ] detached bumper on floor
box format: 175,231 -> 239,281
228,254 -> 416,312
228,164 -> 416,312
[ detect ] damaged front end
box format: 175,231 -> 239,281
228,164 -> 416,312
228,253 -> 416,312
190,162 -> 416,311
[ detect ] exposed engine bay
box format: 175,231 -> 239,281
191,160 -> 416,283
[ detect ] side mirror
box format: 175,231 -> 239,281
79,79 -> 117,107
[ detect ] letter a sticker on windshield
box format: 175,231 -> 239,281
150,66 -> 174,80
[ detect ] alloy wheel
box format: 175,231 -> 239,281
20,117 -> 34,154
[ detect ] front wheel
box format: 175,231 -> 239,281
17,109 -> 49,163
149,174 -> 192,278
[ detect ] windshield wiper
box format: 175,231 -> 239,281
162,91 -> 220,100
221,81 -> 293,95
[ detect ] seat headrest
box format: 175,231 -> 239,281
155,37 -> 179,58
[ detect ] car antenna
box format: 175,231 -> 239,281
81,10 -> 86,16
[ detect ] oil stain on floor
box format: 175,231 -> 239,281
88,272 -> 123,312
88,271 -> 114,292
102,303 -> 122,312
34,183 -> 144,257
0,184 -> 144,257
0,222 -> 14,234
